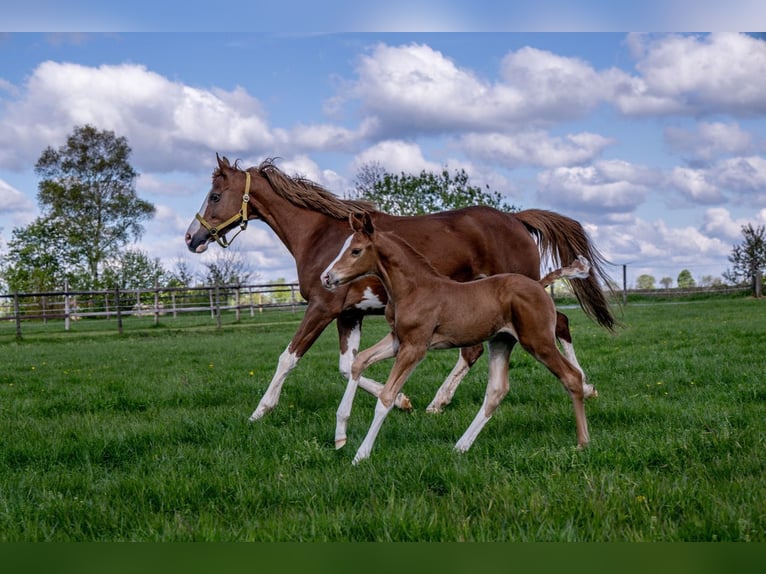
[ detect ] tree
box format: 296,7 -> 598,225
677,269 -> 696,289
724,223 -> 766,296
102,248 -> 169,291
0,218 -> 85,292
636,274 -> 656,289
352,162 -> 517,216
660,277 -> 673,289
200,248 -> 256,286
34,124 -> 155,288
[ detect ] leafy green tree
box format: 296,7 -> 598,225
0,218 -> 85,292
677,269 -> 696,289
34,124 -> 155,288
353,162 -> 517,216
102,248 -> 169,291
636,274 -> 656,289
724,223 -> 766,296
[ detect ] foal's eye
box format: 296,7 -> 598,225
351,248 -> 362,257
210,193 -> 221,203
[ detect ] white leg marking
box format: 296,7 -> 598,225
560,339 -> 597,398
335,376 -> 359,449
249,347 -> 299,421
455,398 -> 492,453
353,398 -> 393,465
426,353 -> 471,414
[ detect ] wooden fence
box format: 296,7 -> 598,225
0,282 -> 305,338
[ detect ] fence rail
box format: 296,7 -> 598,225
0,282 -> 306,338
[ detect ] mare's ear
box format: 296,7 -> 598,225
216,153 -> 231,171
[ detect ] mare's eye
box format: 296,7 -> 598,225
351,248 -> 362,256
210,193 -> 221,203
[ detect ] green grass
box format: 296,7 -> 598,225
0,299 -> 764,541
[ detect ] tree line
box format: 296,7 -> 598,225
2,125 -> 764,297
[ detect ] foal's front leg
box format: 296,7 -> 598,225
353,344 -> 426,465
335,333 -> 399,449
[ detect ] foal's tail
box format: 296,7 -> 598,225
540,256 -> 591,287
515,209 -> 618,332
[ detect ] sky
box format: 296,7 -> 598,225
1,3 -> 766,288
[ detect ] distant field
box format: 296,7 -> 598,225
0,299 -> 763,541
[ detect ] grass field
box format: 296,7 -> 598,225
0,298 -> 764,541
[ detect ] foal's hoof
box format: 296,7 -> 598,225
335,438 -> 347,449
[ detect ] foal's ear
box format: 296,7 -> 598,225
349,212 -> 375,235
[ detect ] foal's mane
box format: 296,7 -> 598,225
217,158 -> 376,220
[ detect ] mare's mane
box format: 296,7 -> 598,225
215,158 -> 376,220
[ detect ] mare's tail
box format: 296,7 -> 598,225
540,256 -> 591,287
515,209 -> 618,332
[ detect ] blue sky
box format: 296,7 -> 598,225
2,4 -> 766,287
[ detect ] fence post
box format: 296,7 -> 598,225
154,281 -> 160,325
13,292 -> 22,340
64,280 -> 71,331
115,287 -> 123,335
214,285 -> 222,329
235,286 -> 241,322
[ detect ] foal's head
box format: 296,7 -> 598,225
321,212 -> 378,290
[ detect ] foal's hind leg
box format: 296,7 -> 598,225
555,312 -> 597,399
455,338 -> 513,453
526,336 -> 590,449
426,344 -> 484,414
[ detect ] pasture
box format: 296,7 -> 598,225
0,298 -> 763,541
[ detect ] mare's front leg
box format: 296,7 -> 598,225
353,344 -> 426,465
426,344 -> 484,413
455,338 -> 513,452
335,331 -> 399,449
249,300 -> 335,421
336,316 -> 411,411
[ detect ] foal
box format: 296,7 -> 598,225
321,213 -> 597,465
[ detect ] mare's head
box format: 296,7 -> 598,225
185,154 -> 253,253
321,212 -> 378,290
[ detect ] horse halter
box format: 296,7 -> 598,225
195,170 -> 251,248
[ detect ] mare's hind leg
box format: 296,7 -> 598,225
556,312 -> 597,399
426,344 -> 484,414
455,338 -> 513,452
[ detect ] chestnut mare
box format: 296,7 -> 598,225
185,156 -> 615,422
322,213 -> 597,464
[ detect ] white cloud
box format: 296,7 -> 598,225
536,160 -> 656,220
623,33 -> 766,116
351,140 -> 441,175
664,122 -> 755,162
0,61 -> 274,172
713,156 -> 766,200
459,130 -> 614,168
667,167 -> 722,204
0,178 -> 34,214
